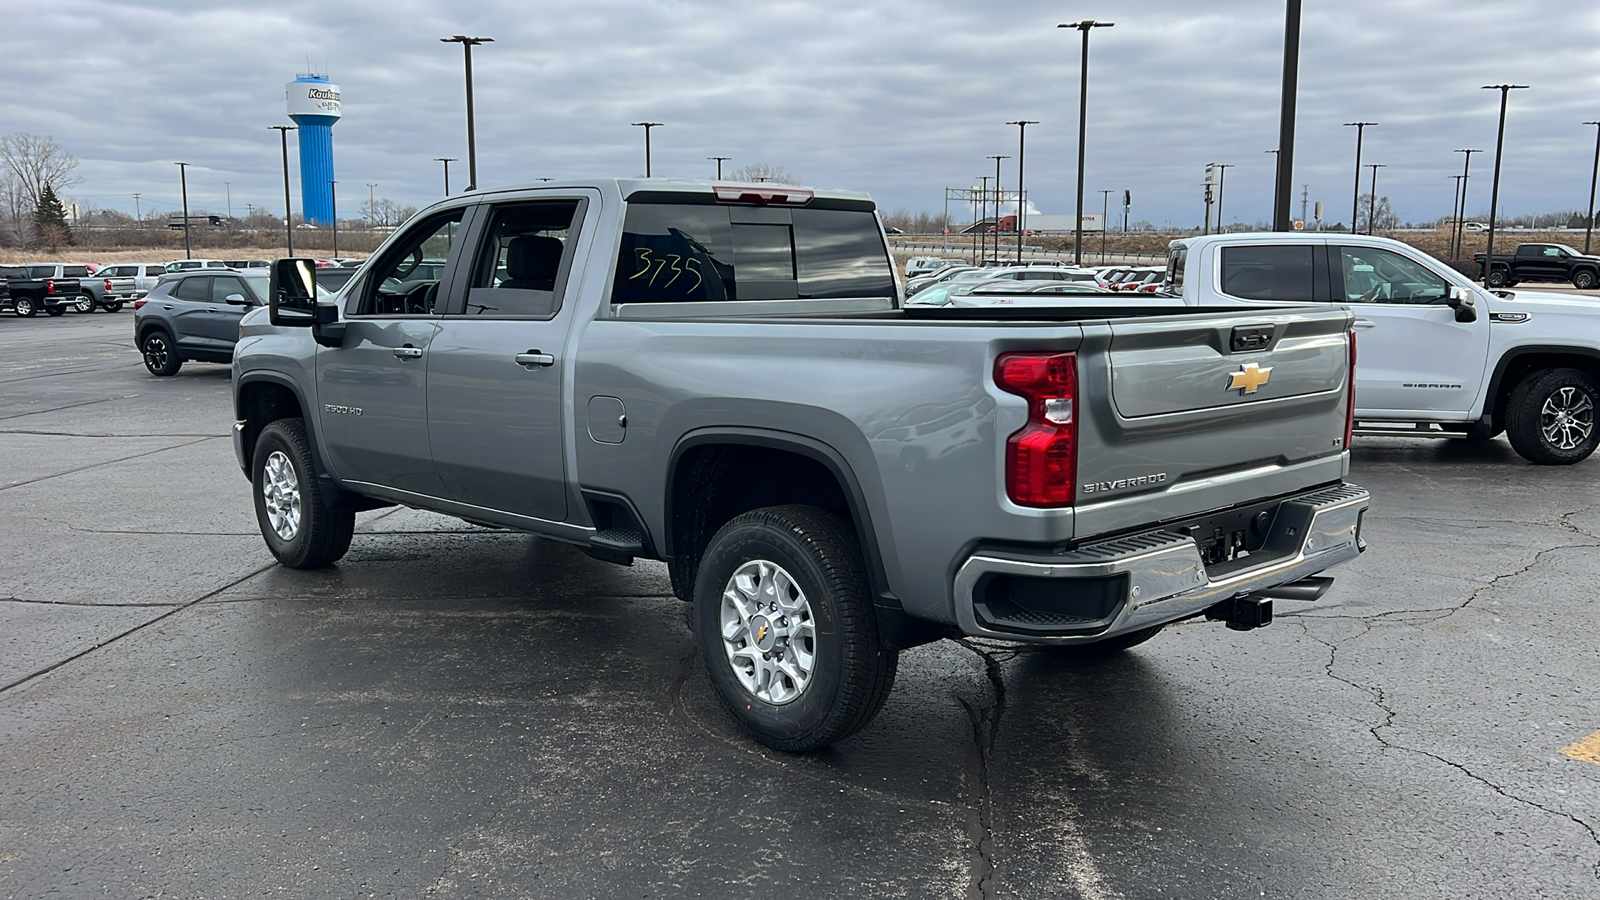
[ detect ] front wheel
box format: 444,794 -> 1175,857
693,505 -> 897,752
74,294 -> 95,313
1506,368 -> 1600,465
1485,268 -> 1508,288
1574,270 -> 1599,291
252,418 -> 355,568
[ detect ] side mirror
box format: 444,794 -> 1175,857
223,293 -> 250,306
1447,286 -> 1477,323
269,258 -> 319,326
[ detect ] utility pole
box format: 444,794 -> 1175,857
131,193 -> 141,226
1271,0 -> 1302,231
1364,164 -> 1387,234
224,181 -> 232,220
329,180 -> 338,257
987,155 -> 1009,263
1098,189 -> 1113,263
367,183 -> 376,228
175,162 -> 191,259
976,175 -> 990,265
1344,121 -> 1376,233
1213,163 -> 1235,232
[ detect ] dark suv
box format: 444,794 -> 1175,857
133,269 -> 269,375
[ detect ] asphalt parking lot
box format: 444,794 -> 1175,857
2,312 -> 1598,899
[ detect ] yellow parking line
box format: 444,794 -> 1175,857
1560,731 -> 1600,766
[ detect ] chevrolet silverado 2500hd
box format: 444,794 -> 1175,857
232,179 -> 1370,751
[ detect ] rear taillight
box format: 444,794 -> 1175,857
45,279 -> 55,294
133,298 -> 147,310
995,352 -> 1077,507
1344,329 -> 1357,451
104,278 -> 113,291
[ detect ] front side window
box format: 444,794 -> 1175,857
459,201 -> 579,318
211,275 -> 252,304
1338,246 -> 1448,305
356,209 -> 465,316
611,201 -> 894,303
1219,245 -> 1314,301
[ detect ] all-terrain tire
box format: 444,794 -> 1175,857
693,505 -> 897,752
1505,368 -> 1600,465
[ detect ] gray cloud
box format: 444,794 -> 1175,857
9,0 -> 1599,227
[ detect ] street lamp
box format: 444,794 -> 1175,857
1265,149 -> 1280,214
270,125 -> 296,255
132,192 -> 141,227
1481,84 -> 1530,284
1449,174 -> 1465,253
366,183 -> 376,228
1343,121 -> 1376,233
988,155 -> 1010,263
1452,148 -> 1481,259
632,122 -> 663,177
224,181 -> 232,220
1213,163 -> 1235,233
175,162 -> 191,260
1583,122 -> 1600,254
329,180 -> 338,257
1364,163 -> 1387,234
1098,189 -> 1114,263
1011,119 -> 1036,261
1058,19 -> 1113,266
433,157 -> 457,195
1271,0 -> 1303,231
709,156 -> 730,179
976,175 -> 990,265
440,35 -> 493,192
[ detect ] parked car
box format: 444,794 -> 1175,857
905,265 -> 983,296
224,259 -> 272,270
163,259 -> 235,274
92,263 -> 169,299
19,263 -> 133,312
133,269 -> 272,375
312,267 -> 360,292
0,265 -> 76,316
904,256 -> 962,279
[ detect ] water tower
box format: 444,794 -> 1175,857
285,74 -> 341,226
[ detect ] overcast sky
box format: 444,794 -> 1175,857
13,0 -> 1600,228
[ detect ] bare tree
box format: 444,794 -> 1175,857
0,133 -> 81,210
727,163 -> 798,184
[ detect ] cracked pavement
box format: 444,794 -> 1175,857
2,315 -> 1599,898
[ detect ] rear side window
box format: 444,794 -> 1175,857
612,202 -> 894,303
27,266 -> 54,278
172,277 -> 210,301
62,266 -> 91,277
1219,245 -> 1314,301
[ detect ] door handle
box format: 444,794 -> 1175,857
515,351 -> 555,369
393,345 -> 424,360
161,304 -> 174,310
1353,319 -> 1376,329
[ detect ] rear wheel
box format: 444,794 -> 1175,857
252,418 -> 355,568
104,301 -> 123,312
693,505 -> 897,752
1574,270 -> 1599,291
140,330 -> 182,376
15,298 -> 36,317
1506,368 -> 1600,465
74,294 -> 94,313
1485,268 -> 1508,288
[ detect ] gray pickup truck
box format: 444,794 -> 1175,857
231,179 -> 1369,751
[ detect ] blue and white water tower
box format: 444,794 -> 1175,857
285,75 -> 341,226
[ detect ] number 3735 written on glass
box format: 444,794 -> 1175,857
629,248 -> 704,293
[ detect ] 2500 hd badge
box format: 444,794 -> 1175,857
1082,472 -> 1169,495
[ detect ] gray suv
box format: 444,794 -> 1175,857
133,269 -> 269,376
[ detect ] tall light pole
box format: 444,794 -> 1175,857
632,122 -> 663,177
224,181 -> 232,220
1343,121 -> 1376,233
1007,120 -> 1038,263
1584,122 -> 1600,254
131,193 -> 141,227
1449,175 -> 1464,254
1272,0 -> 1302,231
1265,149 -> 1280,217
1364,163 -> 1387,234
1059,18 -> 1113,266
270,125 -> 296,255
709,156 -> 730,179
329,180 -> 338,257
1213,163 -> 1235,233
988,155 -> 1009,263
440,35 -> 493,192
175,162 -> 191,260
366,182 -> 376,228
1452,148 -> 1481,259
976,175 -> 990,265
433,157 -> 456,195
1098,189 -> 1114,263
1482,84 -> 1530,284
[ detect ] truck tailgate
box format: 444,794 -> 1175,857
1073,307 -> 1353,538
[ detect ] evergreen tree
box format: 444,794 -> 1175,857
33,182 -> 72,246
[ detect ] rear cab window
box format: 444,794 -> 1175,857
611,194 -> 895,305
1218,245 -> 1315,301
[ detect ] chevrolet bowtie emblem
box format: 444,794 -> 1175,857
756,623 -> 769,643
1227,362 -> 1274,395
